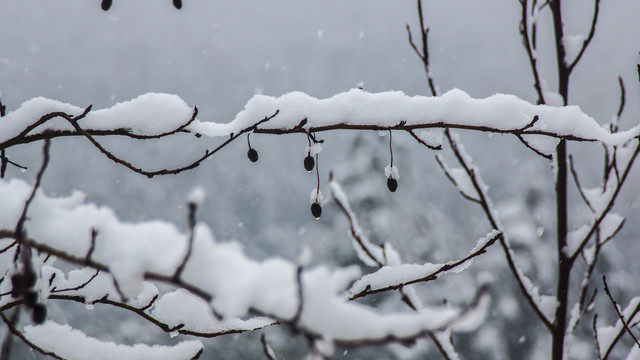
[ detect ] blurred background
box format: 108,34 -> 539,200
1,1 -> 640,358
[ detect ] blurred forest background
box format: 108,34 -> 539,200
1,1 -> 640,358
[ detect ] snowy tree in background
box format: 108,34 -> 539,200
1,0 -> 640,359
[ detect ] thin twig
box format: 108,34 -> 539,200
615,77 -> 626,123
569,140 -> 640,263
602,275 -> 640,349
594,314 -> 603,360
64,110 -> 279,178
348,232 -> 501,300
444,129 -> 554,330
0,228 -> 223,320
174,202 -> 197,281
14,137 -> 51,237
518,0 -> 546,104
0,310 -> 65,360
434,154 -> 481,204
85,228 -> 98,264
261,334 -> 278,360
50,269 -> 100,294
566,0 -> 601,72
407,129 -> 442,150
0,309 -> 19,360
291,266 -> 304,324
569,154 -> 595,212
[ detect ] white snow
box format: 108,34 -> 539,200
565,225 -> 590,257
412,128 -> 443,148
596,296 -> 640,355
348,231 -> 499,297
329,180 -> 385,267
384,165 -> 399,180
0,177 -> 487,351
436,154 -> 479,201
310,188 -> 326,205
521,274 -> 558,323
564,213 -> 624,256
23,321 -> 203,360
152,289 -> 273,333
187,88 -> 639,145
563,34 -> 586,65
305,143 -> 323,156
0,93 -> 195,144
186,187 -> 206,205
4,90 -> 638,152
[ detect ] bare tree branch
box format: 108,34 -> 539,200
519,0 -> 546,104
569,154 -> 595,212
0,310 -> 65,360
566,0 -> 602,72
348,232 -> 501,300
261,334 -> 278,360
50,269 -> 100,294
568,140 -> 640,263
58,107 -> 278,178
602,275 -> 640,349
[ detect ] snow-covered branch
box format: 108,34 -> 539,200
0,171 -> 489,357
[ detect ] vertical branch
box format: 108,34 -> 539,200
15,137 -> 51,238
519,0 -> 546,104
406,0 -> 438,97
0,98 -> 6,179
548,1 -> 572,358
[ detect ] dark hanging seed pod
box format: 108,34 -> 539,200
10,274 -> 25,298
24,269 -> 37,288
101,0 -> 112,11
173,0 -> 182,9
24,290 -> 38,308
32,304 -> 47,324
247,148 -> 258,163
310,202 -> 322,219
304,155 -> 315,172
387,177 -> 398,192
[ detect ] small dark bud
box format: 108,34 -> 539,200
387,177 -> 398,192
310,202 -> 322,219
247,148 -> 258,162
24,269 -> 37,289
24,290 -> 38,308
304,155 -> 315,172
32,304 -> 47,324
173,0 -> 182,9
101,0 -> 112,11
10,274 -> 25,298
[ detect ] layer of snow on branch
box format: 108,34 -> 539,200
0,178 -> 486,349
152,289 -> 274,333
0,93 -> 195,143
329,180 -> 384,267
7,90 -> 640,146
596,296 -> 640,356
521,274 -> 558,323
563,34 -> 585,64
192,88 -> 640,145
24,321 -> 202,360
564,213 -> 623,256
348,230 -> 499,296
412,128 -> 443,148
436,154 -> 479,201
